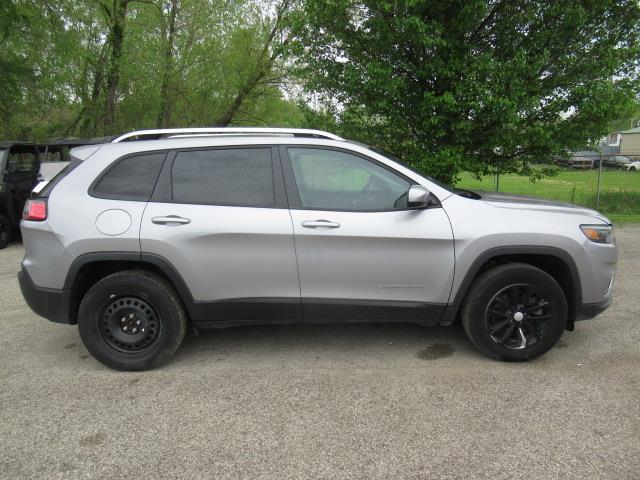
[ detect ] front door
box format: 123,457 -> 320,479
140,146 -> 301,323
281,146 -> 455,323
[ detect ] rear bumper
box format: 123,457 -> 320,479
18,268 -> 73,324
576,296 -> 612,321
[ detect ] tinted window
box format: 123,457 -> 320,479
93,152 -> 165,200
171,148 -> 274,207
7,147 -> 37,173
288,148 -> 410,211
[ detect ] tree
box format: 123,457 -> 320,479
156,0 -> 178,128
292,0 -> 640,183
214,0 -> 295,126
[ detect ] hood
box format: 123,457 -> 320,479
475,190 -> 611,224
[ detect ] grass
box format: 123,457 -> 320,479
455,169 -> 640,224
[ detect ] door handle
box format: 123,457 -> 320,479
151,215 -> 191,225
301,219 -> 340,229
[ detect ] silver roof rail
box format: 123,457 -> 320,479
111,128 -> 344,143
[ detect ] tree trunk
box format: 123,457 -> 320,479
103,0 -> 128,134
156,0 -> 178,128
213,0 -> 290,126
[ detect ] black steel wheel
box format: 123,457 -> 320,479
78,270 -> 187,371
462,263 -> 568,361
100,296 -> 162,353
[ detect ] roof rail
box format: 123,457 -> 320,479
111,128 -> 344,143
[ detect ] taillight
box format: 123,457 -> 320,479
23,199 -> 47,221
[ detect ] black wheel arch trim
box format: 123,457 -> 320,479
64,251 -> 205,323
57,247 -> 583,328
441,245 -> 582,326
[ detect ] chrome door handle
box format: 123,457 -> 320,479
301,219 -> 340,229
151,215 -> 191,225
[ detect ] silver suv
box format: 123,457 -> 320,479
18,128 -> 617,370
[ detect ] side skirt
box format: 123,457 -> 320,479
192,297 -> 447,329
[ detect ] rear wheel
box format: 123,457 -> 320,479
461,263 -> 567,361
78,270 -> 187,371
0,214 -> 11,249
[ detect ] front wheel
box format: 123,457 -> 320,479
461,263 -> 568,361
78,270 -> 187,371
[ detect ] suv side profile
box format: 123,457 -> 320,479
18,128 -> 617,370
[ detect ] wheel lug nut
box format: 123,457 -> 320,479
136,320 -> 141,325
121,317 -> 126,324
129,314 -> 135,319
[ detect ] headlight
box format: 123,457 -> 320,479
580,224 -> 614,244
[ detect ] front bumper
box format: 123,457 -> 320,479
18,268 -> 74,324
576,296 -> 612,321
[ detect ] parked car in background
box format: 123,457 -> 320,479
601,155 -> 632,169
0,138 -> 106,248
555,150 -> 599,169
18,128 -> 617,370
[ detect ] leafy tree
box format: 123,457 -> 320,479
291,0 -> 640,183
0,0 -> 305,139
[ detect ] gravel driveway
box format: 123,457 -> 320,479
1,228 -> 639,479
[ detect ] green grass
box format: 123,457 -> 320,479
607,214 -> 640,225
455,169 -> 640,223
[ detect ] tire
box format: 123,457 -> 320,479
0,214 -> 12,249
78,270 -> 187,371
461,263 -> 568,361
631,166 -> 637,172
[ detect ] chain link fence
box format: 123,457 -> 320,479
455,152 -> 640,219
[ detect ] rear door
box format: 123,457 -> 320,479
140,146 -> 301,323
281,146 -> 455,323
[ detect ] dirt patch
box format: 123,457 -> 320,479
416,343 -> 455,360
79,431 -> 106,447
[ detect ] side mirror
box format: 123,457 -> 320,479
407,185 -> 431,208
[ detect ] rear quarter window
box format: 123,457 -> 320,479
92,152 -> 167,201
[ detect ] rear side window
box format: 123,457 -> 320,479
93,153 -> 166,201
171,148 -> 274,207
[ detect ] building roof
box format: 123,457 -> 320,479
620,126 -> 640,134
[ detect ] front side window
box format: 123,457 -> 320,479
288,148 -> 411,211
171,148 -> 274,207
93,152 -> 166,200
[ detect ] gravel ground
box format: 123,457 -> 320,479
1,228 -> 639,479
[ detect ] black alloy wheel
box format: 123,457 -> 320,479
485,284 -> 552,350
462,263 -> 568,361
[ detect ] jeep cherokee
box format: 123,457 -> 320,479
18,128 -> 617,370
